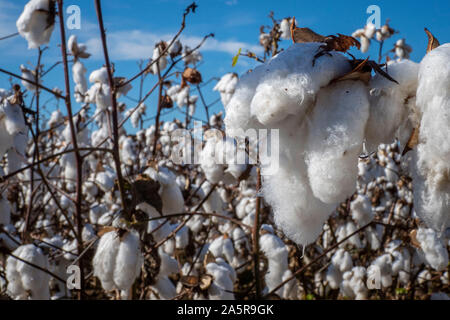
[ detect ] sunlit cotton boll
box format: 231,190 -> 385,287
416,227 -> 449,271
213,73 -> 239,107
206,259 -> 236,300
365,59 -> 419,150
305,81 -> 370,204
413,44 -> 450,235
16,0 -> 55,49
6,244 -> 50,299
93,230 -> 143,294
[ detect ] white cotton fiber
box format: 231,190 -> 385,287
305,81 -> 369,204
365,59 -> 419,151
213,73 -> 238,107
413,44 -> 450,235
416,227 -> 449,271
259,232 -> 290,296
6,244 -> 50,299
206,261 -> 235,300
249,43 -> 351,127
16,0 -> 55,49
93,230 -> 143,293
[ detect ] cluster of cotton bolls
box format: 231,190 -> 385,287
352,22 -> 412,60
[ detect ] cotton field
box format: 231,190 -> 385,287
0,0 -> 448,301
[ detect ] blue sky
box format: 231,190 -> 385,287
0,0 -> 449,131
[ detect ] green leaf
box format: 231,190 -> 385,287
305,293 -> 315,300
232,48 -> 241,67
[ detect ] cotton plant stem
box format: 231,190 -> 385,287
0,67 -> 64,99
57,0 -> 85,298
94,0 -> 129,218
252,166 -> 262,299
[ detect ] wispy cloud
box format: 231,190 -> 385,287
225,0 -> 238,6
84,29 -> 262,61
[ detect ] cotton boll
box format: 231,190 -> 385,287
336,221 -> 363,249
209,235 -> 235,264
365,59 -> 419,150
340,266 -> 367,300
262,129 -> 334,245
394,39 -> 412,60
89,67 -> 109,84
93,231 -> 119,291
413,44 -> 450,235
157,167 -> 184,215
20,65 -> 39,91
175,226 -> 189,249
47,109 -> 63,129
366,264 -> 381,290
6,244 -> 50,299
201,182 -> 224,214
372,254 -> 393,288
280,18 -> 292,40
259,232 -> 290,296
206,261 -> 235,300
250,44 -> 351,126
96,171 -> 116,193
350,194 -> 373,225
200,137 -> 224,184
326,264 -> 341,290
305,81 -> 370,204
150,44 -> 168,74
93,231 -> 143,293
183,46 -> 202,65
72,60 -> 88,102
214,73 -> 239,107
416,227 -> 449,271
331,249 -> 353,273
113,231 -> 143,291
16,0 -> 55,49
151,248 -> 178,299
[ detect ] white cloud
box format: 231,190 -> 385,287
84,29 -> 262,61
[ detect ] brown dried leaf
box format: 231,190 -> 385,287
180,275 -> 199,288
402,126 -> 420,156
97,226 -> 118,237
199,274 -> 213,290
203,251 -> 216,267
160,94 -> 173,109
291,27 -> 325,44
132,176 -> 162,214
326,34 -> 361,52
367,61 -> 399,84
333,58 -> 372,84
182,67 -> 202,84
410,229 -> 421,249
424,28 -> 440,53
